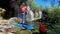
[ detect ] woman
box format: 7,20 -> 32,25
19,3 -> 26,23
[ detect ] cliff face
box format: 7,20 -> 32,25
0,0 -> 15,19
0,0 -> 27,19
0,0 -> 10,10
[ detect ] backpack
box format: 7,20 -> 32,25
39,23 -> 46,32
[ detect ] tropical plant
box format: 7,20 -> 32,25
0,8 -> 6,19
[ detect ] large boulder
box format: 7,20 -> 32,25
8,17 -> 20,24
0,28 -> 6,34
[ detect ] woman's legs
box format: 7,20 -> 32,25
20,13 -> 22,23
22,13 -> 25,23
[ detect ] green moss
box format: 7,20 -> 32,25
20,30 -> 32,34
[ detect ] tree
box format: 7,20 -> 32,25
31,3 -> 37,11
44,5 -> 60,23
26,0 -> 37,11
53,5 -> 60,23
39,5 -> 44,11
